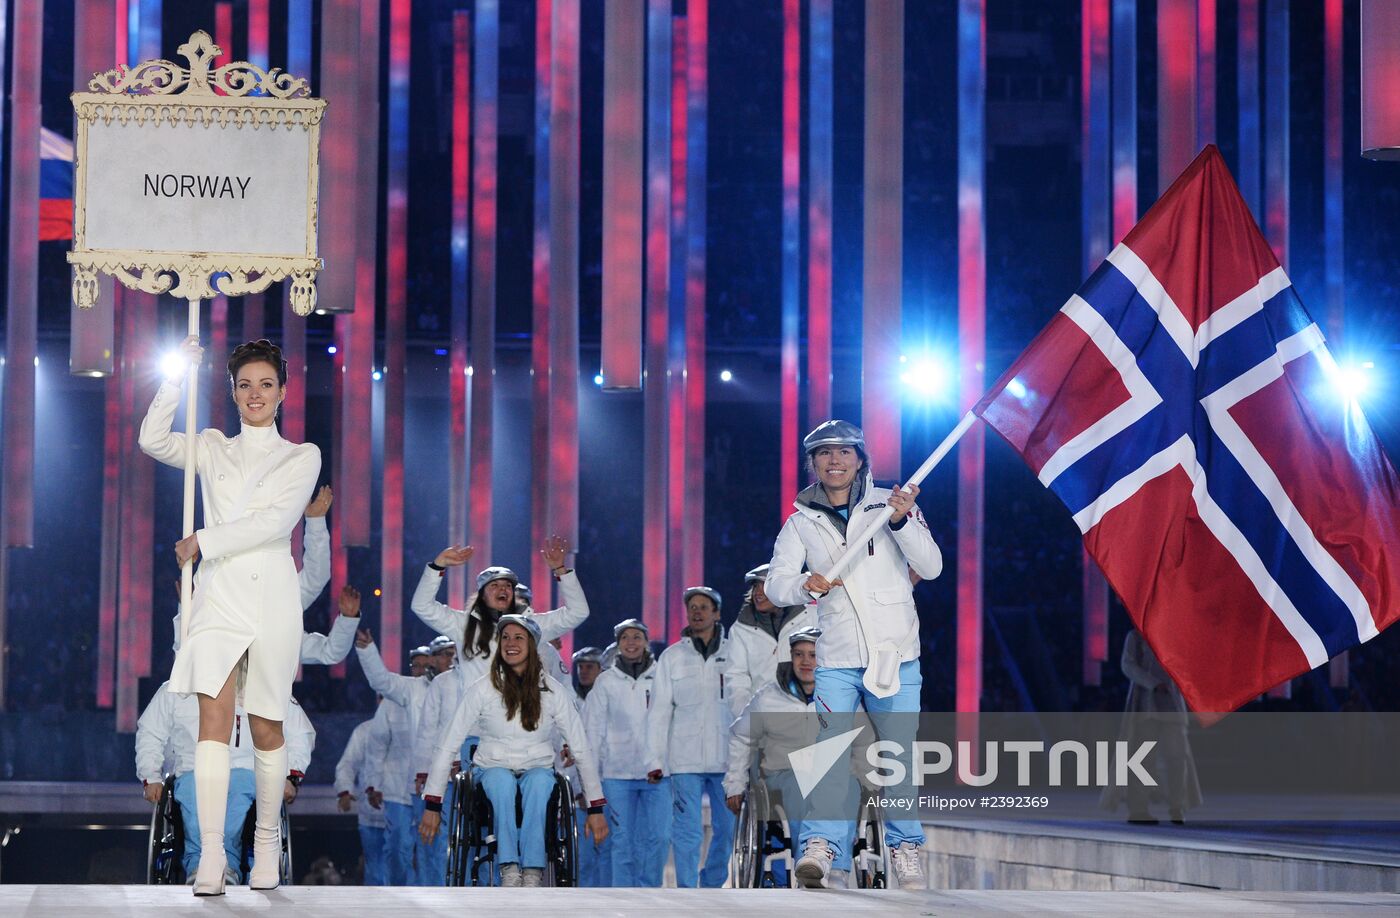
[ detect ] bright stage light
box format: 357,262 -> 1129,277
326,345 -> 337,355
372,370 -> 382,381
1320,352 -> 1378,405
899,356 -> 952,400
719,369 -> 733,383
159,351 -> 187,381
593,373 -> 604,386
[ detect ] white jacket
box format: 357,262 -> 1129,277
412,661 -> 479,779
298,514 -> 331,609
356,641 -> 431,804
423,673 -> 604,805
335,717 -> 388,829
724,602 -> 818,717
136,681 -> 315,782
410,566 -> 590,662
722,680 -> 811,797
766,473 -> 942,682
644,632 -> 732,775
582,661 -> 658,781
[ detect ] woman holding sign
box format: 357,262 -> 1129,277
140,337 -> 321,896
763,419 -> 942,891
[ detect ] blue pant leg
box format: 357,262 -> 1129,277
476,766 -> 523,866
602,778 -> 638,886
699,773 -> 734,888
639,777 -> 672,887
416,783 -> 449,885
577,801 -> 611,886
382,801 -> 414,885
516,767 -> 556,869
224,768 -> 256,880
860,660 -> 926,848
359,824 -> 387,885
668,773 -> 704,887
799,666 -> 865,865
173,773 -> 201,877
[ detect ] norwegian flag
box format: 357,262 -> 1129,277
976,145 -> 1400,715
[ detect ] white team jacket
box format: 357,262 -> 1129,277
644,633 -> 732,776
356,640 -> 430,805
581,661 -> 658,781
724,603 -> 818,717
335,717 -> 388,829
136,680 -> 316,783
765,472 -> 942,690
410,566 -> 590,663
423,673 -> 604,806
722,680 -> 811,798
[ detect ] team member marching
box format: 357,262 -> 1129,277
568,645 -> 610,887
418,616 -> 609,887
765,420 -> 943,890
581,621 -> 668,887
336,702 -> 390,885
140,337 -> 321,896
644,588 -> 736,888
724,564 -> 816,716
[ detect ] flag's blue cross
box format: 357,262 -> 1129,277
1046,258 -> 1359,657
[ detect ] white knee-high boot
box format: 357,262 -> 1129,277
192,740 -> 231,896
249,743 -> 288,889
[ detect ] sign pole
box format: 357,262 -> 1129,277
180,295 -> 201,649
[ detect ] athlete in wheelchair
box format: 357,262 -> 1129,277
418,614 -> 609,887
138,680 -> 311,886
724,627 -> 889,889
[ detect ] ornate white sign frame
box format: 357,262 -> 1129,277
67,30 -> 325,315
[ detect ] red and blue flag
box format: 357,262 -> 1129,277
975,145 -> 1400,715
40,126 -> 73,241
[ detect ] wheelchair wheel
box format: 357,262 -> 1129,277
852,798 -> 889,889
446,771 -> 480,887
464,771 -> 499,887
543,772 -> 577,887
279,804 -> 293,885
730,786 -> 763,888
147,775 -> 184,885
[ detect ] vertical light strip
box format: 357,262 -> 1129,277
1237,0 -> 1261,218
957,0 -> 985,720
3,0 -> 41,547
1325,0 -> 1346,690
529,0 -> 553,606
116,294 -> 138,730
215,2 -> 232,69
1264,0 -> 1289,269
317,0 -> 359,317
1196,0 -> 1216,146
1111,0 -> 1137,242
450,10 -> 472,610
807,0 -> 834,433
548,0 -> 581,573
115,0 -> 127,67
281,0 -> 310,576
1157,0 -> 1197,192
601,0 -> 645,390
136,0 -> 159,59
343,0 -> 381,548
641,0 -> 671,637
208,295 -> 229,434
380,0 -> 411,675
248,0 -> 269,68
682,0 -> 708,593
470,0 -> 499,570
97,289 -> 122,708
1081,0 -> 1110,686
71,0 -> 116,378
131,299 -> 155,683
330,315 -> 348,661
667,15 -> 688,636
862,0 -> 902,477
780,0 -> 801,523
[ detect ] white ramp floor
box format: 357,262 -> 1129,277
4,886 -> 1400,917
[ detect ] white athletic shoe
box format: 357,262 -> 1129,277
500,863 -> 523,887
891,843 -> 926,889
794,838 -> 834,889
521,868 -> 543,887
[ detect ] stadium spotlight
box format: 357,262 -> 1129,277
899,355 -> 952,401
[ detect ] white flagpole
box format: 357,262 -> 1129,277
810,410 -> 979,599
179,296 -> 201,649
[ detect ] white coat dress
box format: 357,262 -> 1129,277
140,380 -> 321,720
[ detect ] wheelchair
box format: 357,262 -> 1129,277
444,767 -> 578,886
147,773 -> 293,886
730,775 -> 889,889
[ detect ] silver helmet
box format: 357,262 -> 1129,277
571,646 -> 605,666
613,618 -> 649,640
802,419 -> 866,456
494,613 -> 541,644
514,582 -> 534,607
476,566 -> 519,591
682,586 -> 722,612
743,564 -> 770,585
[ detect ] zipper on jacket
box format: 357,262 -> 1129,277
235,714 -> 241,747
868,539 -> 875,556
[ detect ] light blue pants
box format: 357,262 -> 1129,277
175,768 -> 255,880
382,800 -> 416,885
477,765 -> 556,869
800,662 -> 925,864
359,824 -> 386,885
576,803 -> 612,886
670,772 -> 735,888
764,767 -> 853,883
602,777 -> 671,887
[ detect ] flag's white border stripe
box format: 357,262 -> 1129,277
39,126 -> 73,162
1194,266 -> 1291,350
1200,324 -> 1379,643
1072,436 -> 1330,669
1105,244 -> 1199,367
1037,295 -> 1162,487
